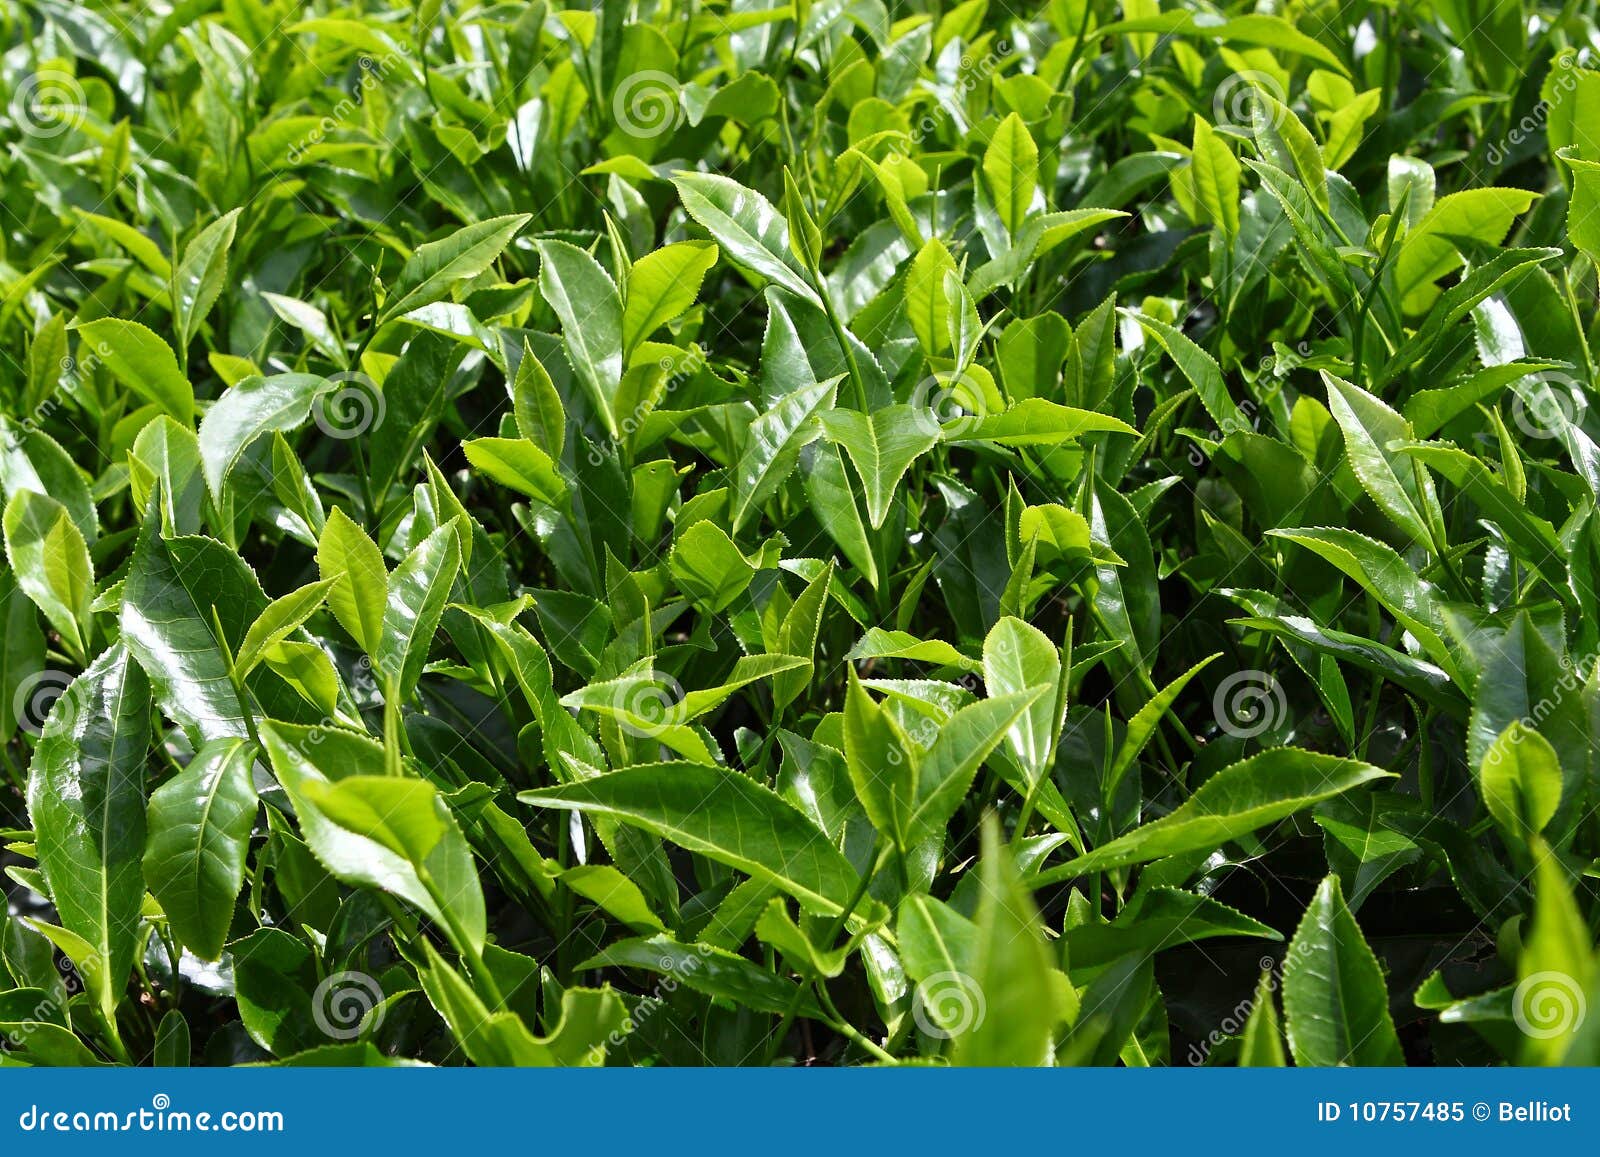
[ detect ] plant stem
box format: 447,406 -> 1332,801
763,837 -> 886,1063
816,980 -> 895,1064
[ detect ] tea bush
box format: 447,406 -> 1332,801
1,0 -> 1599,1067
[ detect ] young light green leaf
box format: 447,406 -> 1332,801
671,173 -> 820,305
462,437 -> 567,506
951,817 -> 1061,1064
259,723 -> 484,953
983,112 -> 1039,235
521,763 -> 865,916
72,318 -> 194,424
121,505 -> 266,743
843,670 -> 918,845
1323,373 -> 1443,547
578,934 -> 819,1016
129,416 -> 206,536
1060,888 -> 1280,969
670,521 -> 754,611
378,214 -> 531,329
1282,875 -> 1404,1065
905,239 -> 959,355
1395,188 -> 1538,309
173,208 -> 241,353
943,399 -> 1137,445
1190,117 -> 1240,239
1516,847 -> 1594,1064
772,562 -> 832,714
560,864 -> 666,934
1480,723 -> 1563,844
1250,90 -> 1327,210
1562,150 -> 1600,265
1238,970 -> 1287,1066
731,376 -> 839,534
846,628 -> 981,673
982,616 -> 1060,782
233,577 -> 335,678
897,892 -> 978,986
755,898 -> 849,978
302,775 -> 448,864
906,689 -> 1049,847
622,240 -> 718,354
781,168 -> 823,270
512,341 -> 566,459
805,441 -> 878,586
820,405 -> 939,529
198,373 -> 332,502
375,519 -> 463,699
27,645 -> 150,1025
1103,655 -> 1218,800
3,489 -> 93,662
1121,310 -> 1243,430
316,508 -> 387,654
142,737 -> 258,960
535,239 -> 624,437
1033,750 -> 1394,882
1267,527 -> 1458,683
